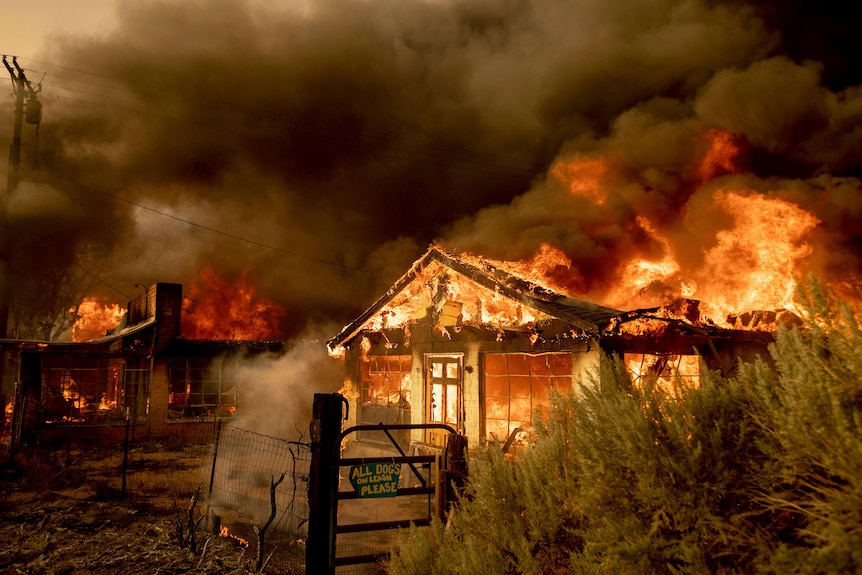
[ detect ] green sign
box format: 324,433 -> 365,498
349,462 -> 402,498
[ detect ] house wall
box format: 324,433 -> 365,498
351,322 -> 602,451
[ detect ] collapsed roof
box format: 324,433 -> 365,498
327,246 -> 782,359
329,246 -> 621,349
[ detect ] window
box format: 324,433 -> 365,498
41,356 -> 146,423
168,356 -> 238,418
360,355 -> 412,410
483,352 -> 572,442
358,355 -> 412,444
624,353 -> 700,394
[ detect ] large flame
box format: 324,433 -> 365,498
344,129 -> 827,337
181,266 -> 286,340
459,243 -> 582,297
534,129 -> 821,328
72,298 -> 125,342
695,190 -> 819,323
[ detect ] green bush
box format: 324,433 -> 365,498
745,279 -> 862,573
387,279 -> 862,575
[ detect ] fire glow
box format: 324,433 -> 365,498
219,525 -> 249,548
538,129 -> 822,328
364,129 -> 825,336
71,298 -> 125,342
364,259 -> 545,336
181,267 -> 286,340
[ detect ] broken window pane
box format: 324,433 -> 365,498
431,362 -> 444,379
430,383 -> 443,423
445,383 -> 459,424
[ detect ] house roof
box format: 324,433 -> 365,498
328,246 -> 623,349
0,316 -> 157,354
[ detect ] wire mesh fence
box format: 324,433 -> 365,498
1,397 -> 312,574
1,394 -> 463,575
206,423 -> 311,574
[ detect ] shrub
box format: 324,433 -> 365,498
387,278 -> 862,575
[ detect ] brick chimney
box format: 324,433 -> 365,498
151,283 -> 183,351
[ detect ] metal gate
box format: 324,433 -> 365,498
306,393 -> 467,575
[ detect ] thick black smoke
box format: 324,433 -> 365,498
3,0 -> 862,338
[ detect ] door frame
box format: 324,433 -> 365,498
424,353 -> 464,445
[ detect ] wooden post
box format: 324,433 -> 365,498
121,412 -> 131,496
306,393 -> 345,575
205,418 -> 222,529
445,434 -> 468,509
434,453 -> 445,521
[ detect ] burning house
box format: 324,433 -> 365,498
1,282 -> 293,448
327,246 -> 777,452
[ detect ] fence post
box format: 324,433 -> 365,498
205,418 -> 223,529
306,393 -> 345,575
445,434 -> 468,509
121,409 -> 131,496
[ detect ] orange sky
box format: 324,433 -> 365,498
1,1 -> 118,57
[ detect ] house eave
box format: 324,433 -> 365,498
327,247 -> 623,351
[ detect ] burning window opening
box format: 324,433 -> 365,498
483,352 -> 573,444
356,354 -> 412,445
624,353 -> 701,396
360,355 -> 411,410
168,355 -> 239,420
41,357 -> 147,423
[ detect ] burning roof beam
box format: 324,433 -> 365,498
327,246 -> 623,350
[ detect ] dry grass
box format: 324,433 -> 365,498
0,443 -> 299,574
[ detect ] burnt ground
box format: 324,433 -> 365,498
0,446 -> 284,575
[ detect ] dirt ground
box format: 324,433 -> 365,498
0,447 -> 290,575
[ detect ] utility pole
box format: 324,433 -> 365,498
1,56 -> 41,339
1,56 -> 41,399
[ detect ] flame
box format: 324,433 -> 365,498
551,154 -> 611,205
625,353 -> 701,395
349,128 -> 823,336
219,525 -> 249,548
603,217 -> 689,310
71,298 -> 125,342
450,183 -> 820,332
541,188 -> 818,328
181,266 -> 286,340
337,377 -> 359,400
698,129 -> 742,182
466,243 -> 580,291
364,258 -> 547,335
502,130 -> 820,329
696,190 -> 819,324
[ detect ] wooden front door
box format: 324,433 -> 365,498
425,354 -> 463,446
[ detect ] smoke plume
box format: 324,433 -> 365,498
2,0 -> 862,337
